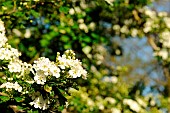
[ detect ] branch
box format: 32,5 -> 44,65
147,34 -> 160,51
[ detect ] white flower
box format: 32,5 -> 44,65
105,97 -> 116,104
160,31 -> 170,48
56,51 -> 87,79
111,76 -> 118,83
164,17 -> 170,28
30,96 -> 43,109
12,29 -> 22,37
34,70 -> 46,85
105,0 -> 115,5
124,19 -> 132,25
78,19 -> 84,23
33,57 -> 51,72
8,60 -> 22,73
57,55 -> 68,69
0,34 -> 7,48
123,99 -> 141,112
131,28 -> 138,37
0,45 -> 21,60
143,26 -> 151,33
111,108 -> 121,113
0,82 -> 22,92
158,12 -> 168,17
97,103 -> 104,110
79,23 -> 88,33
30,95 -> 50,110
25,80 -> 34,84
155,50 -> 168,60
87,99 -> 94,106
144,8 -> 156,18
74,7 -> 81,13
120,25 -> 129,34
103,76 -> 118,83
21,62 -> 32,76
69,8 -> 75,15
68,59 -> 87,78
0,20 -> 7,48
0,20 -> 5,33
136,97 -> 147,108
143,18 -> 154,33
113,24 -> 120,31
13,82 -> 22,92
88,22 -> 96,31
32,57 -> 61,82
24,29 -> 31,38
50,63 -> 60,78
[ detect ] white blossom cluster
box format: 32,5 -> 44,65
68,87 -> 159,113
123,99 -> 141,112
0,21 -> 21,60
0,20 -> 25,94
0,46 -> 21,61
0,19 -> 87,110
0,82 -> 22,92
112,7 -> 170,62
138,7 -> 170,62
143,7 -> 158,33
160,31 -> 170,48
69,3 -> 96,33
8,59 -> 31,75
153,19 -> 170,61
144,7 -> 170,34
155,30 -> 170,61
30,92 -> 50,110
32,57 -> 61,85
154,49 -> 168,60
113,23 -> 140,38
56,50 -> 87,79
0,20 -> 7,47
102,76 -> 118,83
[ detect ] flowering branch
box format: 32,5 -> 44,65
0,19 -> 87,112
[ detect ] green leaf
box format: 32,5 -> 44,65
16,106 -> 24,111
49,31 -> 59,38
61,35 -> 70,42
50,91 -> 55,97
59,6 -> 69,13
91,33 -> 99,39
64,43 -> 71,49
0,96 -> 10,102
14,97 -> 23,102
13,11 -> 25,17
58,105 -> 65,111
27,110 -> 39,113
82,36 -> 91,43
40,39 -> 50,47
30,10 -> 39,18
2,1 -> 13,7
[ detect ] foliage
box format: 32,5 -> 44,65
0,21 -> 87,112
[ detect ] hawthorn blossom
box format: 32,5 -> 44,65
0,82 -> 22,92
8,60 -> 22,73
123,99 -> 141,112
30,95 -> 50,110
32,57 -> 61,84
56,50 -> 87,79
0,45 -> 21,60
154,49 -> 168,60
34,70 -> 47,85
